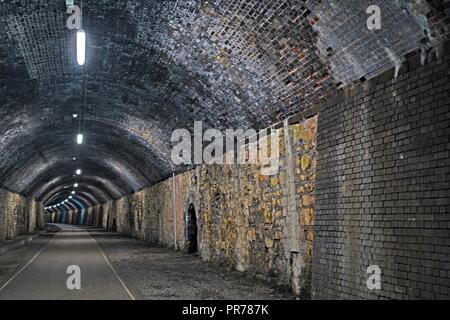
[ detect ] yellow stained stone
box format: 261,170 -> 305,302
301,154 -> 311,171
293,125 -> 305,141
304,245 -> 313,263
272,198 -> 282,207
264,207 -> 272,224
300,208 -> 314,226
265,238 -> 274,248
271,177 -> 279,186
302,195 -> 315,206
306,229 -> 314,241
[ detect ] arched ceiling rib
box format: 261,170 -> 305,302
0,0 -> 446,207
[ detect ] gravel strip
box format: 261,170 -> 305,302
90,230 -> 294,300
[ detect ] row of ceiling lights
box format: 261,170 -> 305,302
45,135 -> 83,210
44,171 -> 82,210
45,1 -> 86,212
45,124 -> 84,210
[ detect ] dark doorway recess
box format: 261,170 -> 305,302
186,204 -> 198,254
112,218 -> 117,232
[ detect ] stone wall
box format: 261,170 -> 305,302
81,118 -> 318,297
312,47 -> 450,299
0,188 -> 43,241
48,206 -> 100,228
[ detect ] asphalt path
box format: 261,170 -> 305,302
0,224 -> 135,300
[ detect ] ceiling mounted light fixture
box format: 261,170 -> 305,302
77,133 -> 84,144
74,183 -> 79,188
76,169 -> 82,175
77,30 -> 86,66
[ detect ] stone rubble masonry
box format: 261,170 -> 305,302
0,188 -> 44,241
54,118 -> 318,297
313,43 -> 450,299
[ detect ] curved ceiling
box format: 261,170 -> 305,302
0,0 -> 446,209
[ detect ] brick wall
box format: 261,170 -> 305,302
312,47 -> 450,299
0,188 -> 43,240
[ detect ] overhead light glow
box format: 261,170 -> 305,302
77,133 -> 84,144
74,183 -> 79,188
76,169 -> 82,175
71,191 -> 76,195
77,30 -> 86,66
69,196 -> 73,199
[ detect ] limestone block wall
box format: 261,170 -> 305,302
192,118 -> 317,296
0,188 -> 43,240
93,118 -> 318,296
99,176 -> 188,248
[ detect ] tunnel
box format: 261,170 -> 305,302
0,0 -> 450,302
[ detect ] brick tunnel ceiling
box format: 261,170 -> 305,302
0,0 -> 445,207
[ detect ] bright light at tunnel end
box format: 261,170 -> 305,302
77,30 -> 86,66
